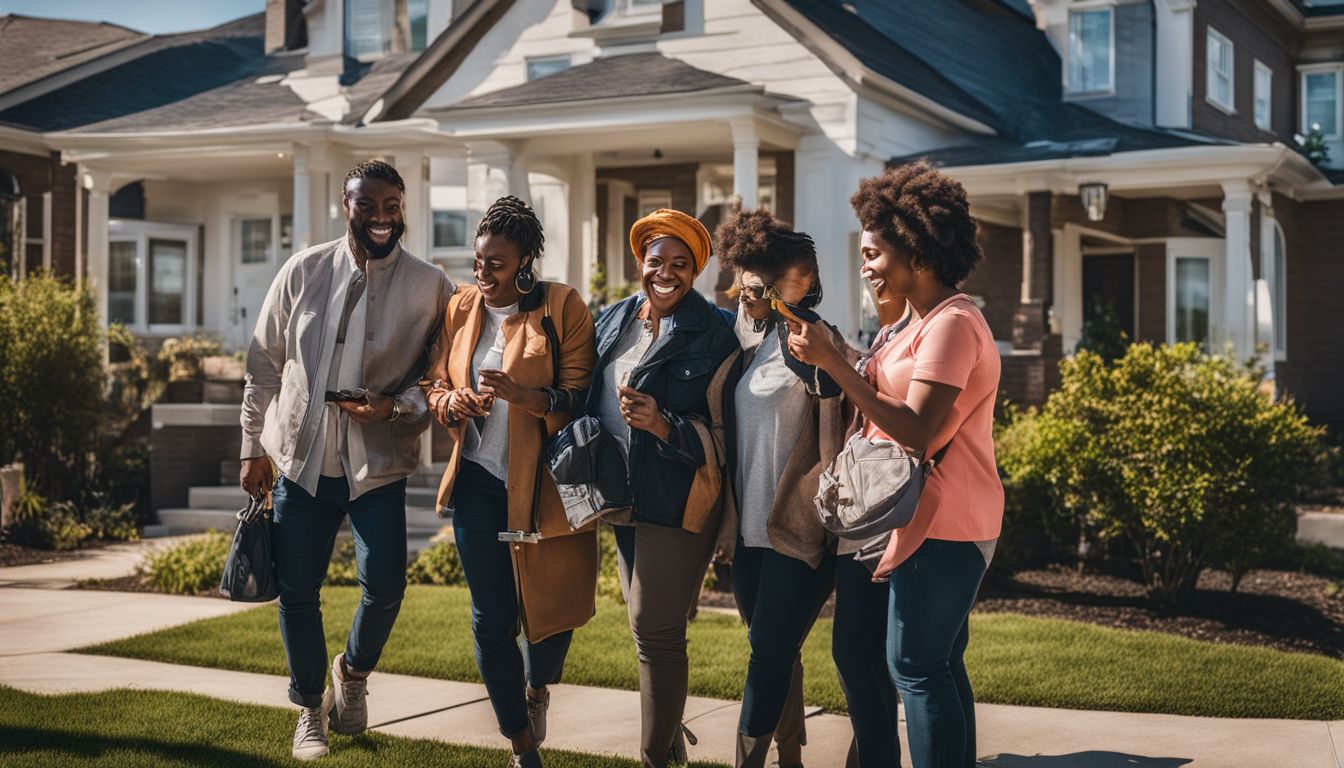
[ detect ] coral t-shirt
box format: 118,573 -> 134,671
863,294 -> 1003,577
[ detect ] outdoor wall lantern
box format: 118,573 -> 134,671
1079,182 -> 1108,222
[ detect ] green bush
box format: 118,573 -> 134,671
3,496 -> 91,551
1075,297 -> 1129,364
142,531 -> 232,595
997,343 -> 1325,604
0,274 -> 105,500
156,334 -> 224,382
326,537 -> 360,586
406,538 -> 465,586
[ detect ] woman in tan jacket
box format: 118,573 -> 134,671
426,196 -> 597,768
708,210 -> 846,768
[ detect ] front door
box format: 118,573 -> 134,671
232,216 -> 279,348
1082,252 -> 1136,341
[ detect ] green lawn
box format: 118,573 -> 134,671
84,585 -> 1344,720
0,686 -> 725,768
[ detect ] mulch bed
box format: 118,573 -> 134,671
977,566 -> 1344,659
0,541 -> 111,568
699,564 -> 1344,660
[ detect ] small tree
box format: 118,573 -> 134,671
997,343 -> 1324,604
1297,123 -> 1331,167
0,274 -> 105,499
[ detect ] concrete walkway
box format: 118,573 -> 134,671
0,534 -> 201,589
0,567 -> 1340,767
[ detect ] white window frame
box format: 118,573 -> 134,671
613,0 -> 663,19
1261,218 -> 1288,361
1165,238 -> 1223,348
1206,26 -> 1236,115
1254,59 -> 1272,132
106,219 -> 199,335
525,54 -> 572,81
1065,5 -> 1116,97
1300,63 -> 1344,141
345,0 -> 391,62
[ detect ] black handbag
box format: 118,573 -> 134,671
219,492 -> 279,602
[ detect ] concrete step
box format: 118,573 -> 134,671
1297,510 -> 1344,549
158,505 -> 447,537
189,484 -> 440,511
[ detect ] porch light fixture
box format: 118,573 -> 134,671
1079,182 -> 1108,222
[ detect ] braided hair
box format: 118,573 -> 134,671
343,159 -> 405,193
477,195 -> 544,259
714,207 -> 817,279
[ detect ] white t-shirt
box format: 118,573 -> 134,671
462,301 -> 518,482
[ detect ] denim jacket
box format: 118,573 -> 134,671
583,290 -> 738,527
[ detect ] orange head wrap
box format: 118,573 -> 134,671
629,209 -> 712,275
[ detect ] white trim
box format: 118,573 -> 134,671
1261,216 -> 1288,362
105,219 -> 200,335
1205,26 -> 1236,115
1254,59 -> 1273,132
1166,237 -> 1223,347
41,191 -> 52,271
1299,63 -> 1343,141
1065,5 -> 1116,98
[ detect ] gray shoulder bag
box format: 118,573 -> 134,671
813,312 -> 950,541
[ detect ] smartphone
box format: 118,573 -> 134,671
324,388 -> 368,403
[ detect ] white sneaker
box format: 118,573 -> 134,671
292,689 -> 333,761
329,654 -> 369,735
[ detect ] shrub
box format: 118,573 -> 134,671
156,334 -> 224,382
0,274 -> 105,500
997,343 -> 1325,604
1075,297 -> 1129,364
406,537 -> 465,586
142,531 -> 232,595
3,495 -> 91,551
326,537 -> 360,586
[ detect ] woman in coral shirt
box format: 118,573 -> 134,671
788,161 -> 1003,768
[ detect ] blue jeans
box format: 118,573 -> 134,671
888,538 -> 987,768
271,474 -> 408,708
731,543 -> 835,738
832,553 -> 902,767
452,460 -> 571,737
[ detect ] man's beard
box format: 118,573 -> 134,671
351,220 -> 405,259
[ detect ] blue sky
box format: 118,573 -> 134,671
4,0 -> 265,34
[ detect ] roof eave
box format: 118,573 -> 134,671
750,0 -> 998,137
937,143 -> 1330,197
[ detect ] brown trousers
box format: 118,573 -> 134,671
614,519 -> 720,768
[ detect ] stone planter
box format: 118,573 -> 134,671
0,462 -> 23,530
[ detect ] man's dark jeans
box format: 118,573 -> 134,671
271,474 -> 408,708
453,460 -> 571,737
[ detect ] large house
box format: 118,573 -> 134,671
2,0 -> 1343,432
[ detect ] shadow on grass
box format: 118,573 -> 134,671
979,752 -> 1192,768
0,726 -> 290,768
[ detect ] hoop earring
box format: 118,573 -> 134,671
515,263 -> 537,294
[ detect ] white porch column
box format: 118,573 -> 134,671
568,152 -> 597,303
794,134 -> 874,340
465,141 -> 521,238
292,143 -> 334,250
1221,182 -> 1254,360
393,150 -> 431,259
292,148 -> 312,251
81,166 -> 114,327
731,118 -> 760,210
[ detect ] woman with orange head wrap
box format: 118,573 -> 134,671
566,208 -> 738,766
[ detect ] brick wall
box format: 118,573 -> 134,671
1192,0 -> 1299,145
963,220 -> 1022,341
151,424 -> 243,514
1274,194 -> 1344,428
0,149 -> 78,277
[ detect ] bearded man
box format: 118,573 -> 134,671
239,159 -> 453,760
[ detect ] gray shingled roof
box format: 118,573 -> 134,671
0,15 -> 148,97
445,52 -> 755,110
0,13 -> 418,134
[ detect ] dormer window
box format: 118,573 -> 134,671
573,0 -> 683,44
346,0 -> 430,60
1066,8 -> 1114,96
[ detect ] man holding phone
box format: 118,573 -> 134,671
240,159 -> 453,761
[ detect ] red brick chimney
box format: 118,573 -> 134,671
265,0 -> 307,54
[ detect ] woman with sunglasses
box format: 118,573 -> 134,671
788,163 -> 1003,768
708,209 -> 845,768
581,208 -> 738,768
425,196 -> 598,768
